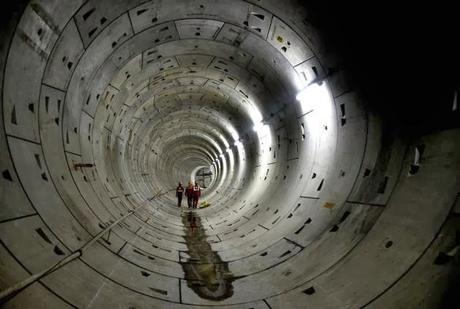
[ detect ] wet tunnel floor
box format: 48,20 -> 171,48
180,210 -> 236,301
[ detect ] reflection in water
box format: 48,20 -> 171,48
180,211 -> 235,300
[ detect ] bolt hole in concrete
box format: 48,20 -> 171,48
180,211 -> 235,300
385,240 -> 393,248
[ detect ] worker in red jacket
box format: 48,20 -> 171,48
185,182 -> 193,208
192,182 -> 201,209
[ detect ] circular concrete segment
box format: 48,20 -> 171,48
0,1 -> 459,308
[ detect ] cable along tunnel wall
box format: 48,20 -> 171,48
0,0 -> 459,308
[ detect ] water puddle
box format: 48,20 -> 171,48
180,211 -> 235,300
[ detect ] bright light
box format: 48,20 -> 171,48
221,135 -> 230,148
253,123 -> 272,150
253,123 -> 270,137
253,122 -> 264,132
230,129 -> 239,142
248,104 -> 263,123
296,82 -> 331,114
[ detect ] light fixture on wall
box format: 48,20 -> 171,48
253,122 -> 264,132
296,82 -> 332,115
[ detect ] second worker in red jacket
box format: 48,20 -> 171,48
192,182 -> 201,209
185,182 -> 193,208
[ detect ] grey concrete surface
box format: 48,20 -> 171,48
0,1 -> 459,308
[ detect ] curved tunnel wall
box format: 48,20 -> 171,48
0,1 -> 459,308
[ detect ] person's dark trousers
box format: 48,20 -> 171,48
187,197 -> 192,208
193,198 -> 199,208
177,194 -> 182,207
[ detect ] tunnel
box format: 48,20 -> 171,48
1,1 -> 459,308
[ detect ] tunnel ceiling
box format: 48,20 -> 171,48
1,1 -> 460,308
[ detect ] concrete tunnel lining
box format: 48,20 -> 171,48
0,0 -> 459,308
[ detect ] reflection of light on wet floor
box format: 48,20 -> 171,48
180,211 -> 236,300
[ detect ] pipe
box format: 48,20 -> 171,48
0,190 -> 172,302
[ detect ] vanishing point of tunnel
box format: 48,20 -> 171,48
0,1 -> 459,308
